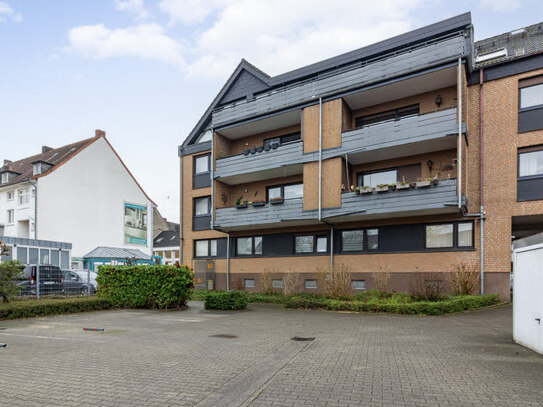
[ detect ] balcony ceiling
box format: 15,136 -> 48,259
217,109 -> 301,140
217,163 -> 303,185
343,65 -> 458,111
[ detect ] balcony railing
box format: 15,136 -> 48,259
215,141 -> 303,183
212,35 -> 466,127
214,197 -> 312,230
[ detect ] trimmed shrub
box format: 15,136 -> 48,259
204,291 -> 248,310
0,260 -> 24,303
0,297 -> 115,320
97,264 -> 193,309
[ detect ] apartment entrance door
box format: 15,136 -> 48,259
194,260 -> 215,290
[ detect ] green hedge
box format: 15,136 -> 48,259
204,291 -> 248,310
284,294 -> 501,315
0,297 -> 115,320
97,265 -> 193,309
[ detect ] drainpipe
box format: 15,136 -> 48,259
179,149 -> 183,264
457,58 -> 463,209
318,97 -> 323,221
344,153 -> 350,188
210,127 -> 215,229
29,179 -> 38,239
226,232 -> 230,291
479,68 -> 485,295
329,226 -> 334,277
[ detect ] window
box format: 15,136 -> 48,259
267,182 -> 303,201
359,170 -> 397,188
194,154 -> 210,174
33,162 -> 42,176
245,279 -> 255,288
519,149 -> 543,178
458,223 -> 473,247
425,224 -> 454,248
295,235 -> 327,254
18,188 -> 29,205
520,83 -> 543,110
195,129 -> 212,143
6,191 -> 14,201
7,209 -> 14,224
272,279 -> 283,288
355,105 -> 419,128
194,196 -> 211,216
351,280 -> 366,290
305,279 -> 317,289
236,236 -> 262,256
342,230 -> 364,252
264,132 -> 301,147
367,229 -> 379,250
195,239 -> 218,257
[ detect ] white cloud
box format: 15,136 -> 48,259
480,0 -> 521,12
65,23 -> 185,67
67,0 -> 430,79
115,0 -> 148,20
0,1 -> 22,23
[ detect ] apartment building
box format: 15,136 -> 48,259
178,13 -> 543,300
0,130 -> 156,268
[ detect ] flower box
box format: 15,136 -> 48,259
242,149 -> 250,156
416,180 -> 431,188
375,185 -> 389,193
396,183 -> 410,190
235,203 -> 247,209
251,201 -> 266,207
359,186 -> 373,194
269,197 -> 284,205
432,179 -> 439,186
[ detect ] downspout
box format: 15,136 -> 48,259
179,149 -> 183,264
226,232 -> 230,291
344,153 -> 350,189
210,127 -> 215,229
479,68 -> 485,295
318,97 -> 323,221
457,58 -> 463,209
329,226 -> 334,277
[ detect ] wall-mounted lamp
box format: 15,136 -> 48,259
435,94 -> 442,107
426,160 -> 434,171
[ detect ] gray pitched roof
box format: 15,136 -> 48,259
475,21 -> 543,68
153,230 -> 180,248
83,246 -> 152,260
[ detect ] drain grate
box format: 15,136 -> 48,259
210,334 -> 237,339
291,336 -> 315,341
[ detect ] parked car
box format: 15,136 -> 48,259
62,270 -> 96,295
72,269 -> 98,290
16,265 -> 64,296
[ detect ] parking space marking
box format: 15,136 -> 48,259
0,332 -> 107,343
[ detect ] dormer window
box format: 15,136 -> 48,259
32,160 -> 52,176
0,171 -> 18,185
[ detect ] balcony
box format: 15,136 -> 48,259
215,141 -> 303,184
212,35 -> 466,128
214,198 -> 317,231
321,179 -> 461,222
301,107 -> 461,164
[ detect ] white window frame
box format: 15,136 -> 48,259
18,188 -> 30,206
7,209 -> 14,224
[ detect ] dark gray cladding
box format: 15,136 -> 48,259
213,35 -> 467,127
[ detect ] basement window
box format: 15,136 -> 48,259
351,280 -> 366,290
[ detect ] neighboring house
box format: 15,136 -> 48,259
153,227 -> 180,265
153,207 -> 170,238
0,130 -> 156,269
178,12 -> 543,300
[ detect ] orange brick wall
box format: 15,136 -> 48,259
303,99 -> 343,152
303,158 -> 342,210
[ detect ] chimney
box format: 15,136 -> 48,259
42,146 -> 53,154
3,159 -> 11,166
95,129 -> 106,138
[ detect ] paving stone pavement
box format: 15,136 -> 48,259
0,303 -> 541,407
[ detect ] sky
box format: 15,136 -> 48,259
1,0 -> 542,222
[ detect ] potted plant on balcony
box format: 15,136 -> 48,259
416,178 -> 431,188
250,147 -> 256,154
396,180 -> 410,190
264,144 -> 271,152
235,197 -> 248,209
251,199 -> 266,207
257,146 -> 264,153
376,184 -> 389,193
360,186 -> 373,194
242,149 -> 250,155
269,196 -> 284,205
388,183 -> 397,191
271,141 -> 279,149
432,175 -> 439,186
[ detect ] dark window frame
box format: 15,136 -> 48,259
424,221 -> 474,250
264,132 -> 301,147
340,228 -> 379,253
266,182 -> 303,201
356,164 -> 421,187
517,145 -> 543,180
193,153 -> 211,175
193,196 -> 211,217
354,104 -> 420,129
519,75 -> 543,112
236,236 -> 263,257
294,233 -> 329,255
193,239 -> 218,258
